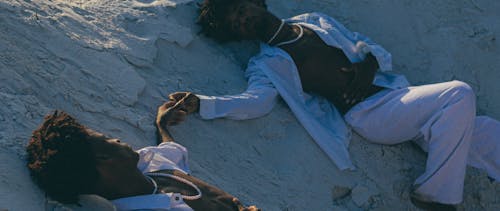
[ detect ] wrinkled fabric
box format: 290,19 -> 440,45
136,142 -> 190,174
197,12 -> 409,170
345,81 -> 500,204
111,142 -> 193,210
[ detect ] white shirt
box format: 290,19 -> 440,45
111,142 -> 193,211
196,12 -> 410,170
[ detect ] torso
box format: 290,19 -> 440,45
151,169 -> 238,211
279,24 -> 382,113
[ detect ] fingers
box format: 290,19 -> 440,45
244,206 -> 260,211
160,109 -> 187,126
343,65 -> 371,106
166,110 -> 187,126
345,87 -> 367,106
346,80 -> 367,105
158,101 -> 176,113
343,74 -> 361,105
232,198 -> 261,211
157,100 -> 188,127
169,92 -> 188,102
232,198 -> 245,211
156,101 -> 176,126
157,92 -> 198,128
167,92 -> 199,114
183,93 -> 200,113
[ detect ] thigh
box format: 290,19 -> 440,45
344,81 -> 471,144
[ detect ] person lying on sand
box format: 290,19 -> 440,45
165,0 -> 500,210
26,109 -> 259,211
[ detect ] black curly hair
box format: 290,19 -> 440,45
26,110 -> 99,204
197,0 -> 267,42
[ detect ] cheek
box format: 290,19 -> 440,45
133,151 -> 140,164
125,150 -> 140,166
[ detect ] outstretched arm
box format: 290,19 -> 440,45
196,64 -> 279,120
164,64 -> 279,123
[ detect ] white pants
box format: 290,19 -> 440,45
344,81 -> 500,204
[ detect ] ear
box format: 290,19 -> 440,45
248,0 -> 267,9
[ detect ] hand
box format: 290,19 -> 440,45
168,92 -> 200,114
233,198 -> 260,211
342,53 -> 378,106
156,92 -> 200,128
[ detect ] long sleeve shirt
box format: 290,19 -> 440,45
197,12 -> 410,170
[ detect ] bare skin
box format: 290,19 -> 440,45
180,1 -> 381,114
86,104 -> 258,211
194,2 -> 452,210
165,1 -> 455,210
156,101 -> 259,211
223,1 -> 382,113
278,26 -> 382,113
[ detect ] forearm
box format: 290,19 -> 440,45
156,125 -> 175,144
155,92 -> 200,144
196,87 -> 278,120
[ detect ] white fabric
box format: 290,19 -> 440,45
112,192 -> 192,211
197,12 -> 410,170
111,142 -> 193,211
195,12 -> 500,204
136,142 -> 190,174
345,81 -> 500,204
467,117 -> 500,182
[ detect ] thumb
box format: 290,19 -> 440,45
169,92 -> 188,101
232,198 -> 245,211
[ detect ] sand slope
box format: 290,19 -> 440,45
0,0 -> 499,210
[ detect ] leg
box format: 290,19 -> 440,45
468,116 -> 500,181
345,81 -> 476,204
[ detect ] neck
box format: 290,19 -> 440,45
95,169 -> 154,200
261,17 -> 298,46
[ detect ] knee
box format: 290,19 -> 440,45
449,80 -> 476,110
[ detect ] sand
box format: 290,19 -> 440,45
0,0 -> 499,210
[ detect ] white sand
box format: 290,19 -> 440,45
1,0 -> 499,210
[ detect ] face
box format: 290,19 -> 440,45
224,1 -> 272,40
87,130 -> 139,171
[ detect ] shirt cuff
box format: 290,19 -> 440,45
195,94 -> 217,119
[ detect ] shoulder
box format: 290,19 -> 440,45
137,142 -> 188,155
136,142 -> 190,173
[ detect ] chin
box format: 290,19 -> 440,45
133,151 -> 140,163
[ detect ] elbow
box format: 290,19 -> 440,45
251,91 -> 278,118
